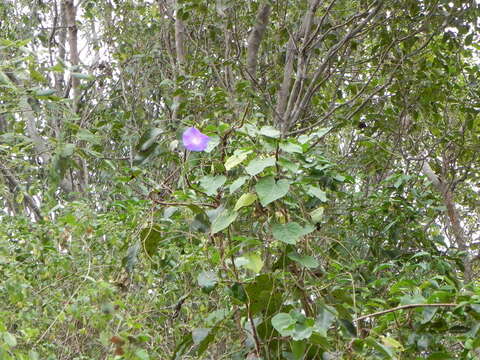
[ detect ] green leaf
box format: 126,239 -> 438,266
230,283 -> 247,302
58,143 -> 75,158
171,333 -> 193,360
339,319 -> 357,337
29,351 -> 40,360
30,69 -> 47,82
0,71 -> 15,86
315,305 -> 337,337
287,252 -> 319,269
259,125 -> 281,138
190,212 -> 211,233
211,208 -> 238,234
307,186 -> 327,202
122,242 -> 140,273
205,135 -> 220,153
3,332 -> 17,347
34,88 -> 56,97
242,253 -> 264,273
280,141 -> 303,154
76,128 -> 102,145
244,274 -> 280,315
313,127 -> 332,138
365,337 -> 395,358
72,72 -> 95,81
137,127 -> 163,152
421,307 -> 438,324
229,176 -> 248,193
194,326 -> 217,356
309,333 -> 329,348
310,207 -> 324,223
140,226 -> 163,257
399,294 -> 426,305
278,158 -> 300,172
292,321 -> 314,341
134,349 -> 150,360
272,222 -> 314,245
291,341 -> 307,359
200,175 -> 226,196
380,336 -> 403,351
224,150 -> 252,171
234,193 -> 257,211
133,142 -> 166,165
192,328 -> 211,345
50,63 -> 65,72
245,157 -> 276,176
197,271 -> 218,290
255,176 -> 291,206
272,313 -> 296,336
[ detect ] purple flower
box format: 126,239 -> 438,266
182,127 -> 210,152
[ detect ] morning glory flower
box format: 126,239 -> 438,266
182,127 -> 210,152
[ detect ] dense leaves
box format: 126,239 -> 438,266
0,0 -> 480,359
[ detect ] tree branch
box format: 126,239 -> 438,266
246,3 -> 271,81
170,0 -> 186,125
421,158 -> 472,282
354,303 -> 457,323
275,36 -> 295,129
0,164 -> 42,222
286,1 -> 383,132
65,0 -> 80,111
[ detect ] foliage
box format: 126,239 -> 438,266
1,0 -> 480,359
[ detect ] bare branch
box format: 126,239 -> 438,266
286,1 -> 383,132
421,157 -> 472,282
65,0 -> 80,111
170,0 -> 186,124
277,0 -> 320,132
354,303 -> 458,323
275,36 -> 295,129
246,3 -> 271,80
174,0 -> 186,68
0,164 -> 42,222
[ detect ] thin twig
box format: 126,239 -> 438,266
151,199 -> 217,208
354,303 -> 458,323
35,256 -> 93,345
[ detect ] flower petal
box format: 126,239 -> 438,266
182,127 -> 210,151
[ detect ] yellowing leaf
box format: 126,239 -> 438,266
381,336 -> 403,350
310,207 -> 324,223
224,150 -> 252,171
243,253 -> 264,273
234,193 -> 257,211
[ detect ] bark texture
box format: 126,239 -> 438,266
246,3 -> 271,81
422,160 -> 472,282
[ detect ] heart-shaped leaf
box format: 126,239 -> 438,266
255,176 -> 291,206
211,208 -> 238,234
287,252 -> 319,269
234,193 -> 257,211
225,150 -> 252,171
272,313 -> 295,337
307,186 -> 327,202
197,271 -> 218,290
200,175 -> 226,196
245,157 -> 276,176
272,222 -> 314,244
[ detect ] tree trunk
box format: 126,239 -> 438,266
246,3 -> 271,81
422,161 -> 472,282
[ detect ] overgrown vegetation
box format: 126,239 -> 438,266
1,0 -> 480,359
